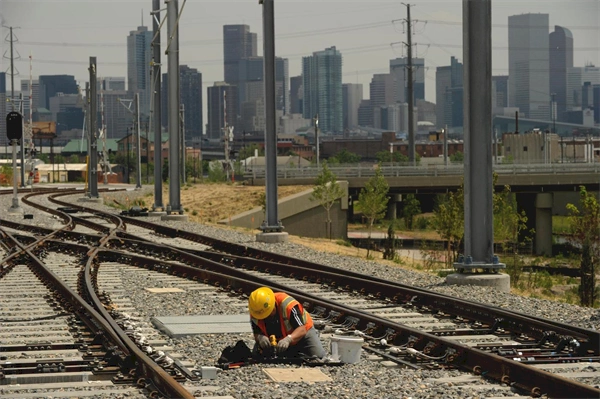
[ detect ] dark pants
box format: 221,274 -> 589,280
253,328 -> 326,359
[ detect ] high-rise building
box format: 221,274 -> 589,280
20,79 -> 40,119
436,56 -> 463,128
302,47 -> 343,133
369,74 -> 395,108
99,77 -> 126,91
549,26 -> 573,122
357,99 -> 373,127
38,75 -> 78,110
492,75 -> 509,109
290,75 -> 303,114
508,13 -> 550,120
237,56 -> 289,114
342,83 -> 363,130
592,84 -> 600,123
389,57 -> 425,103
100,90 -> 131,139
127,25 -> 153,118
566,65 -> 600,110
223,25 -> 257,85
0,73 -> 6,146
161,65 -> 203,141
206,82 -> 238,140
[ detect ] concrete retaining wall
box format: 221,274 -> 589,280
219,182 -> 349,239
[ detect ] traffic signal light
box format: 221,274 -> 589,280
6,112 -> 23,142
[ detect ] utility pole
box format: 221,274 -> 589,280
151,0 -> 164,212
117,94 -> 141,189
257,0 -> 286,242
19,93 -> 25,187
88,57 -> 99,198
443,124 -> 448,166
9,27 -> 15,112
403,3 -> 416,165
134,93 -> 142,189
180,104 -> 186,183
164,0 -> 186,219
453,0 -> 504,274
314,114 -> 319,170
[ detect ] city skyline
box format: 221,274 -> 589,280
1,0 -> 598,109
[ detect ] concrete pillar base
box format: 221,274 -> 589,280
161,214 -> 189,222
446,272 -> 511,293
7,206 -> 23,214
148,211 -> 167,217
256,232 -> 289,243
78,197 -> 103,203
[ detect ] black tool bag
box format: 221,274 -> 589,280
217,340 -> 253,365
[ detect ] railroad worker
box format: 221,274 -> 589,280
248,286 -> 326,359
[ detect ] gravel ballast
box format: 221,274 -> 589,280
1,188 -> 598,398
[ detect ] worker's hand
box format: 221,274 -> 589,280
257,335 -> 270,350
276,336 -> 293,354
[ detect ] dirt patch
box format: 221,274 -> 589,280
164,183 -> 312,224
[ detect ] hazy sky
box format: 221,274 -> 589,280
1,0 -> 599,106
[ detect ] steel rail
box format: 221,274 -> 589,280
4,189 -> 196,399
96,245 -> 600,399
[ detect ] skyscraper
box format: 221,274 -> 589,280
161,65 -> 203,141
38,75 -> 78,110
206,82 -> 238,140
290,76 -> 303,114
369,74 -> 395,108
302,47 -> 343,133
127,25 -> 153,118
492,75 -> 509,109
21,79 -> 40,119
236,56 -> 289,114
223,25 -> 257,85
342,83 -> 363,130
389,57 -> 425,103
435,56 -> 463,128
549,26 -> 573,122
508,13 -> 550,120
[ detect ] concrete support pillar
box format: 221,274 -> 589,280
535,193 -> 553,256
386,194 -> 401,220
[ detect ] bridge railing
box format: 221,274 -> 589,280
244,162 -> 600,180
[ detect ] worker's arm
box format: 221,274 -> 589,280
287,324 -> 307,344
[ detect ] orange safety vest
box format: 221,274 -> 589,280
251,293 -> 314,340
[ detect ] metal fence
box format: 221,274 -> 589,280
245,162 -> 600,180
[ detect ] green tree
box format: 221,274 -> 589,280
375,151 -> 409,164
431,187 -> 464,267
494,184 -> 532,284
0,164 -> 13,186
68,154 -> 80,163
162,158 -> 169,182
383,220 -> 397,261
356,165 -> 389,257
449,151 -> 464,163
38,153 -> 50,163
309,161 -> 344,239
207,160 -> 226,182
239,144 -> 263,161
566,186 -> 600,307
402,194 -> 421,230
329,149 -> 361,164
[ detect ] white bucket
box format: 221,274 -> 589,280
330,335 -> 363,364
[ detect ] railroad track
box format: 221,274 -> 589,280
1,188 -> 599,399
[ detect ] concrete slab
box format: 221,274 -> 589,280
255,232 -> 289,244
151,314 -> 252,338
161,213 -> 189,222
148,211 -> 167,217
0,388 -> 140,398
262,368 -> 332,382
145,287 -> 186,293
446,273 -> 510,292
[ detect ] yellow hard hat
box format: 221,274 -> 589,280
249,287 -> 275,320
